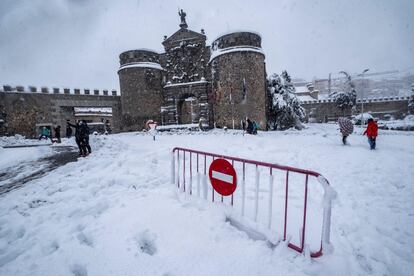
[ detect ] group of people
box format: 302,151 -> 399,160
339,117 -> 378,150
38,120 -> 92,156
67,120 -> 92,156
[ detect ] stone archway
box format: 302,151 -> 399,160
177,94 -> 197,124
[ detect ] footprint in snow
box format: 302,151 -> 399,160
42,240 -> 59,255
77,232 -> 94,247
135,230 -> 157,256
70,263 -> 88,276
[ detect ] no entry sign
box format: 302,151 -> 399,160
209,158 -> 237,196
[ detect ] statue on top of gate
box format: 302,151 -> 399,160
178,9 -> 188,29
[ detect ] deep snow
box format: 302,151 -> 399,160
0,124 -> 413,276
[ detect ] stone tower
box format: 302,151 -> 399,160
210,31 -> 267,129
118,49 -> 164,131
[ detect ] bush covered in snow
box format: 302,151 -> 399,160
267,71 -> 305,130
329,71 -> 356,112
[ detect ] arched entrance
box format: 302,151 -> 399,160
178,95 -> 197,124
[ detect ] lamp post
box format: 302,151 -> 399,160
359,68 -> 369,124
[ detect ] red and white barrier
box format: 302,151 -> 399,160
171,147 -> 334,258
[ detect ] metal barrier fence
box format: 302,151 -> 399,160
171,147 -> 333,258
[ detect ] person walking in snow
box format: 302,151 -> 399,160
363,118 -> 378,150
79,120 -> 91,155
66,123 -> 73,138
54,125 -> 61,143
338,117 -> 354,145
246,118 -> 254,134
67,120 -> 84,155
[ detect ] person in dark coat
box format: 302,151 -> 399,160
363,118 -> 378,150
67,121 -> 84,155
79,120 -> 91,155
54,125 -> 61,143
246,118 -> 254,134
66,124 -> 73,138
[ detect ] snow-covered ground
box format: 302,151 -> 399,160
0,124 -> 413,276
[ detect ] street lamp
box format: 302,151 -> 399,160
358,68 -> 369,124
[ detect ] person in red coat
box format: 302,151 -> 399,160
363,118 -> 378,150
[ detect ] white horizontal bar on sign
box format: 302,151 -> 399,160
212,170 -> 233,184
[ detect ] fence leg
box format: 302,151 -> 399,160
284,171 -> 289,241
268,172 -> 274,229
197,154 -> 200,197
171,152 -> 175,185
177,151 -> 181,189
189,152 -> 192,195
254,165 -> 260,222
241,162 -> 246,217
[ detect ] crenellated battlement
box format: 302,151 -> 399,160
0,85 -> 119,96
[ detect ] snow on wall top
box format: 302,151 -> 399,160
1,84 -> 118,96
210,30 -> 262,44
74,107 -> 112,114
209,46 -> 265,63
164,79 -> 208,88
118,62 -> 165,72
300,96 -> 411,104
119,48 -> 161,55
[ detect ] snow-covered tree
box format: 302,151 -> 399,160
408,83 -> 414,115
267,71 -> 306,130
330,71 -> 356,112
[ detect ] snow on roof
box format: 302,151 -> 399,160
294,86 -> 309,93
210,29 -> 262,43
209,46 -> 265,62
164,79 -> 208,88
118,62 -> 164,72
74,107 -> 112,113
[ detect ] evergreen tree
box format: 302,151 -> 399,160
330,71 -> 356,113
267,71 -> 306,130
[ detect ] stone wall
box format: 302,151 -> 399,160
302,97 -> 410,122
0,91 -> 121,138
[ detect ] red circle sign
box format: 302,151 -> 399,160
209,158 -> 237,196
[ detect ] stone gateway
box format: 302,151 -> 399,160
118,10 -> 268,131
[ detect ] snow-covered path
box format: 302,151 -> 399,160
0,125 -> 413,275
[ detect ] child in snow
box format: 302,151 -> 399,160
363,118 -> 378,150
38,127 -> 51,141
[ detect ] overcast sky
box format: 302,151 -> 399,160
1,0 -> 413,90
